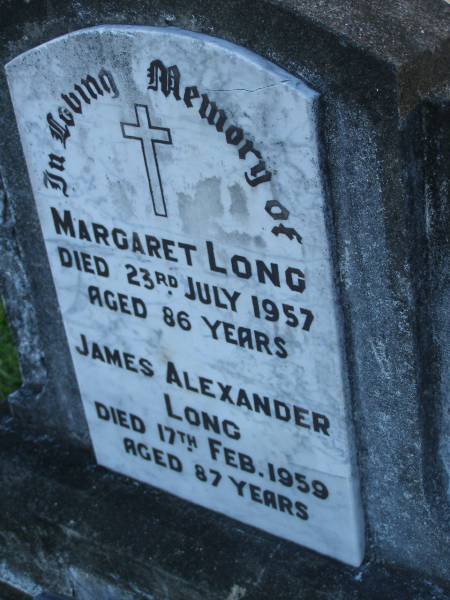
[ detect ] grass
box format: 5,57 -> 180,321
0,300 -> 21,402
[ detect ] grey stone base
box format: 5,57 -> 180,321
1,414 -> 449,600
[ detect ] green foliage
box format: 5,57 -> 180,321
0,300 -> 21,402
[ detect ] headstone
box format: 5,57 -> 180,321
6,26 -> 364,566
1,2 -> 449,599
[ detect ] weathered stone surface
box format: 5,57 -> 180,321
0,0 -> 449,595
0,416 -> 450,599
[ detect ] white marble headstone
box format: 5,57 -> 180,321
6,26 -> 364,566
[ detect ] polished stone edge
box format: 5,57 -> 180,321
0,415 -> 449,600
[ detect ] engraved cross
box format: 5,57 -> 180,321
121,104 -> 172,217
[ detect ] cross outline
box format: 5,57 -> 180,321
120,103 -> 172,218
